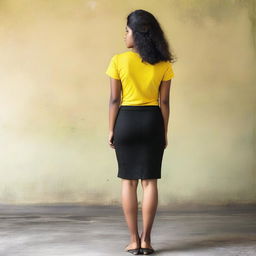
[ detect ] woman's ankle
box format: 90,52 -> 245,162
140,232 -> 151,243
130,234 -> 140,243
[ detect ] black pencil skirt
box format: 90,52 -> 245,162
113,105 -> 165,180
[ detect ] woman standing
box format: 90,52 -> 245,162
105,9 -> 176,255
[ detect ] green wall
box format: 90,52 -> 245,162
0,0 -> 255,207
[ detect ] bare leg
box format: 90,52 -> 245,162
121,178 -> 140,250
140,179 -> 158,249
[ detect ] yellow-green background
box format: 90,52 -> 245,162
0,0 -> 255,207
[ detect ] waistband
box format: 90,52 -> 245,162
119,105 -> 160,111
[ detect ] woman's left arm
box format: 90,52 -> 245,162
108,77 -> 122,149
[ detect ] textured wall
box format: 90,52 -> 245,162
0,0 -> 255,207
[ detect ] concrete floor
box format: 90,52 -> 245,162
0,204 -> 256,256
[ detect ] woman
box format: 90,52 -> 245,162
105,9 -> 176,255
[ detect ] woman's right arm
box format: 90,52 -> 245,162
159,79 -> 172,148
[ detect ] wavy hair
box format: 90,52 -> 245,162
127,9 -> 177,65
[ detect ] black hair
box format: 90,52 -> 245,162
127,9 -> 177,65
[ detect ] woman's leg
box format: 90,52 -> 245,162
140,179 -> 158,249
121,178 -> 140,250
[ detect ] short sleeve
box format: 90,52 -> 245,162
162,61 -> 174,81
105,54 -> 120,80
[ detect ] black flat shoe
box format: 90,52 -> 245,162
140,247 -> 155,255
126,248 -> 140,255
125,237 -> 141,255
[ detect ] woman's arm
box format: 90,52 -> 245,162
159,79 -> 172,148
108,77 -> 122,148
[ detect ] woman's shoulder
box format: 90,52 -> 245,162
112,51 -> 139,64
112,51 -> 173,69
115,51 -> 138,60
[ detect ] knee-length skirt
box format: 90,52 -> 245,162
113,105 -> 165,180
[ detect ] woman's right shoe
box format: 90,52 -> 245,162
140,247 -> 155,255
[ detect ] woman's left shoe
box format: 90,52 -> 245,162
125,248 -> 141,255
125,238 -> 141,255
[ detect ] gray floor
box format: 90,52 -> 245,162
0,204 -> 256,256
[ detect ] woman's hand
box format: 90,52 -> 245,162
108,131 -> 115,149
164,133 -> 168,149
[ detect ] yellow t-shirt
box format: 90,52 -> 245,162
105,50 -> 175,106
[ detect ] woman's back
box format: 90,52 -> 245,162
105,50 -> 175,106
